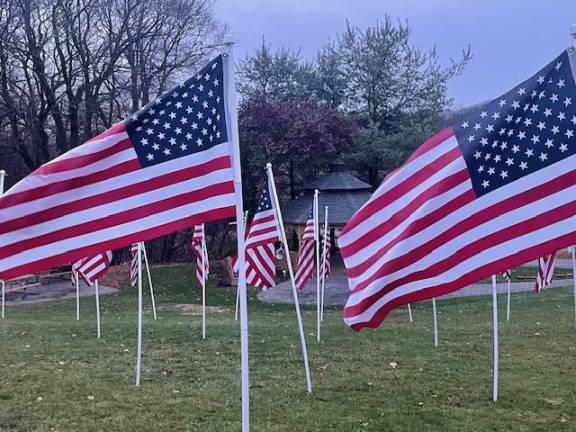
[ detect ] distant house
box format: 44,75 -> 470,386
282,158 -> 372,255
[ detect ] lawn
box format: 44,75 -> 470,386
1,265 -> 576,431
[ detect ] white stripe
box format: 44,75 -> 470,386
0,192 -> 235,273
0,167 -> 233,247
346,151 -> 576,287
347,175 -> 576,307
0,142 -> 232,223
345,213 -> 576,326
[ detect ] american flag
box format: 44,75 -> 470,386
321,227 -> 331,279
192,224 -> 209,287
340,49 -> 576,330
501,269 -> 511,282
130,243 -> 140,287
73,251 -> 113,286
535,253 -> 556,292
0,55 -> 236,281
241,179 -> 280,289
295,210 -> 316,290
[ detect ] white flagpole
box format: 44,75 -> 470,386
235,210 -> 248,322
0,170 -> 5,319
202,224 -> 207,340
407,304 -> 413,323
506,277 -> 511,322
135,242 -> 143,386
492,274 -> 499,401
314,189 -> 321,342
75,270 -> 80,321
141,242 -> 157,320
571,246 -> 576,331
432,298 -> 439,347
267,163 -> 312,393
224,44 -> 250,432
320,206 -> 329,322
94,279 -> 101,339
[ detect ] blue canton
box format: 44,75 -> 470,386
256,184 -> 273,213
454,51 -> 576,196
126,55 -> 228,167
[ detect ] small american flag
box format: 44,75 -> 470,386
0,55 -> 236,281
321,226 -> 331,279
501,269 -> 511,282
192,225 -> 209,287
73,251 -> 113,286
295,210 -> 316,290
242,179 -> 280,290
130,243 -> 140,287
340,49 -> 576,330
535,253 -> 556,292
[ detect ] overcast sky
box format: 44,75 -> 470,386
216,0 -> 575,108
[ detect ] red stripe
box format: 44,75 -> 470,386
37,138 -> 132,175
345,195 -> 576,318
346,231 -> 576,331
341,143 -> 460,238
0,158 -> 139,210
0,181 -> 235,260
349,164 -> 576,293
0,156 -> 232,235
0,206 -> 236,281
85,121 -> 126,143
341,168 -> 470,263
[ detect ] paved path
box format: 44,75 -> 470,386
4,281 -> 117,306
259,262 -> 574,306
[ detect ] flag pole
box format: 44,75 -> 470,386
224,43 -> 250,432
571,246 -> 576,331
0,170 -> 5,319
95,279 -> 101,339
235,210 -> 248,322
75,269 -> 80,320
407,303 -> 413,322
492,274 -> 499,401
202,224 -> 207,340
267,163 -> 313,394
320,206 -> 329,322
135,242 -> 143,386
141,242 -> 157,320
506,277 -> 511,322
314,189 -> 321,342
432,298 -> 439,347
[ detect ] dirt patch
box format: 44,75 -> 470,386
163,303 -> 230,315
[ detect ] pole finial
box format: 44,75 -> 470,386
265,162 -> 272,169
0,170 -> 5,175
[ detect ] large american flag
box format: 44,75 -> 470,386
242,179 -> 280,290
341,49 -> 576,330
0,56 -> 236,281
535,252 -> 556,293
192,225 -> 209,288
73,251 -> 113,286
295,210 -> 316,290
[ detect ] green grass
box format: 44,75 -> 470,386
1,265 -> 576,431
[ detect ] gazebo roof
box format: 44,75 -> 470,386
303,171 -> 372,191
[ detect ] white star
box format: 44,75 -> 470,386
186,106 -> 193,114
131,114 -> 138,121
550,93 -> 559,103
136,126 -> 142,132
152,143 -> 160,150
555,61 -> 563,70
518,131 -> 526,140
558,112 -> 566,121
474,151 -> 482,159
202,101 -> 209,109
544,139 -> 554,148
180,144 -> 188,151
180,117 -> 188,124
175,102 -> 183,109
148,109 -> 156,115
499,99 -> 507,107
146,128 -> 153,135
140,138 -> 148,146
196,138 -> 203,146
163,148 -> 171,156
204,73 -> 210,81
530,104 -> 539,113
523,118 -> 532,127
566,129 -> 574,138
480,137 -> 489,146
544,108 -> 553,117
564,97 -> 572,107
192,95 -> 199,102
196,112 -> 204,119
484,153 -> 492,160
163,122 -> 171,129
494,155 -> 502,163
171,92 -> 178,98
572,115 -> 576,125
186,133 -> 193,140
525,148 -> 534,157
473,123 -> 481,130
537,121 -> 546,131
538,91 -> 546,99
520,161 -> 528,170
175,127 -> 182,135
512,145 -> 520,153
152,118 -> 160,125
207,118 -> 213,125
146,153 -> 154,161
558,79 -> 566,88
169,112 -> 176,119
538,152 -> 548,162
157,132 -> 165,139
478,165 -> 484,172
198,84 -> 204,91
461,121 -> 469,128
208,90 -> 214,97
500,142 -> 508,150
213,78 -> 219,86
511,100 -> 520,109
552,125 -> 560,134
216,131 -> 221,138
159,110 -> 165,115
505,158 -> 514,166
518,88 -> 526,95
488,167 -> 495,175
537,75 -> 545,84
559,143 -> 568,152
530,135 -> 540,144
500,170 -> 508,179
192,122 -> 198,130
492,112 -> 501,120
505,115 -> 514,123
482,180 -> 490,188
169,137 -> 176,146
467,135 -> 475,143
201,128 -> 208,136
